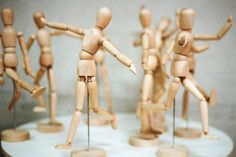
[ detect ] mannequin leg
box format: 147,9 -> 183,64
140,73 -> 153,135
5,68 -> 45,98
7,80 -> 21,112
55,77 -> 85,149
164,77 -> 181,109
100,62 -> 112,113
88,76 -> 117,129
34,67 -> 47,112
181,89 -> 189,121
47,67 -> 57,122
182,78 -> 208,134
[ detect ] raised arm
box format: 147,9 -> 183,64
101,39 -> 136,74
41,17 -> 85,37
191,44 -> 209,53
194,16 -> 233,41
0,33 -> 4,85
17,32 -> 34,78
26,34 -> 36,50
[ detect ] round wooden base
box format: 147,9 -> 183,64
1,129 -> 30,142
88,116 -> 110,126
37,121 -> 63,133
71,147 -> 106,157
129,134 -> 159,147
174,127 -> 201,139
157,144 -> 189,157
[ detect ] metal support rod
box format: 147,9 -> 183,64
172,98 -> 176,148
13,105 -> 16,130
86,77 -> 90,151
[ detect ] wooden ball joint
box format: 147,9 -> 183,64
0,8 -> 46,142
40,7 -> 136,155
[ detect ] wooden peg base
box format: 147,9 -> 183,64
71,147 -> 106,157
157,144 -> 189,157
87,115 -> 110,126
37,121 -> 63,133
1,128 -> 30,142
129,134 -> 159,147
174,127 -> 201,139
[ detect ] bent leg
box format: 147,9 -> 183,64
5,68 -> 45,98
88,76 -> 116,129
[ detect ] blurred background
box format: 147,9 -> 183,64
0,0 -> 235,156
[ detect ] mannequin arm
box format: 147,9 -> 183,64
194,16 -> 233,41
102,39 -> 136,74
41,17 -> 85,36
50,30 -> 65,36
191,44 -> 209,53
17,32 -> 34,78
26,34 -> 36,50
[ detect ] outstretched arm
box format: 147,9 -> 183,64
194,16 -> 233,41
101,39 -> 136,74
41,17 -> 85,37
0,33 -> 4,85
26,34 -> 36,50
17,32 -> 34,78
191,44 -> 209,53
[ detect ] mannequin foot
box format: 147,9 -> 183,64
33,106 -> 47,112
31,87 -> 46,99
150,128 -> 162,135
111,114 -> 117,129
201,132 -> 219,140
49,119 -> 62,125
55,143 -> 72,149
140,132 -> 157,139
208,89 -> 217,107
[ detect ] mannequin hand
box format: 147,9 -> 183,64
227,15 -> 233,24
129,63 -> 137,75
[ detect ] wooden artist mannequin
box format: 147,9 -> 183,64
151,13 -> 180,134
176,13 -> 232,139
26,11 -> 64,133
159,8 -> 233,139
40,7 -> 136,153
0,8 -> 46,142
130,7 -> 162,147
61,32 -> 114,126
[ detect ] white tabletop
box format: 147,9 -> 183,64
1,113 -> 234,157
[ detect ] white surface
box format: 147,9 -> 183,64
2,113 -> 234,157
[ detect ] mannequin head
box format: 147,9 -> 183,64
96,7 -> 112,30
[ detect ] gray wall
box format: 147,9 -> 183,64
0,0 -> 236,155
